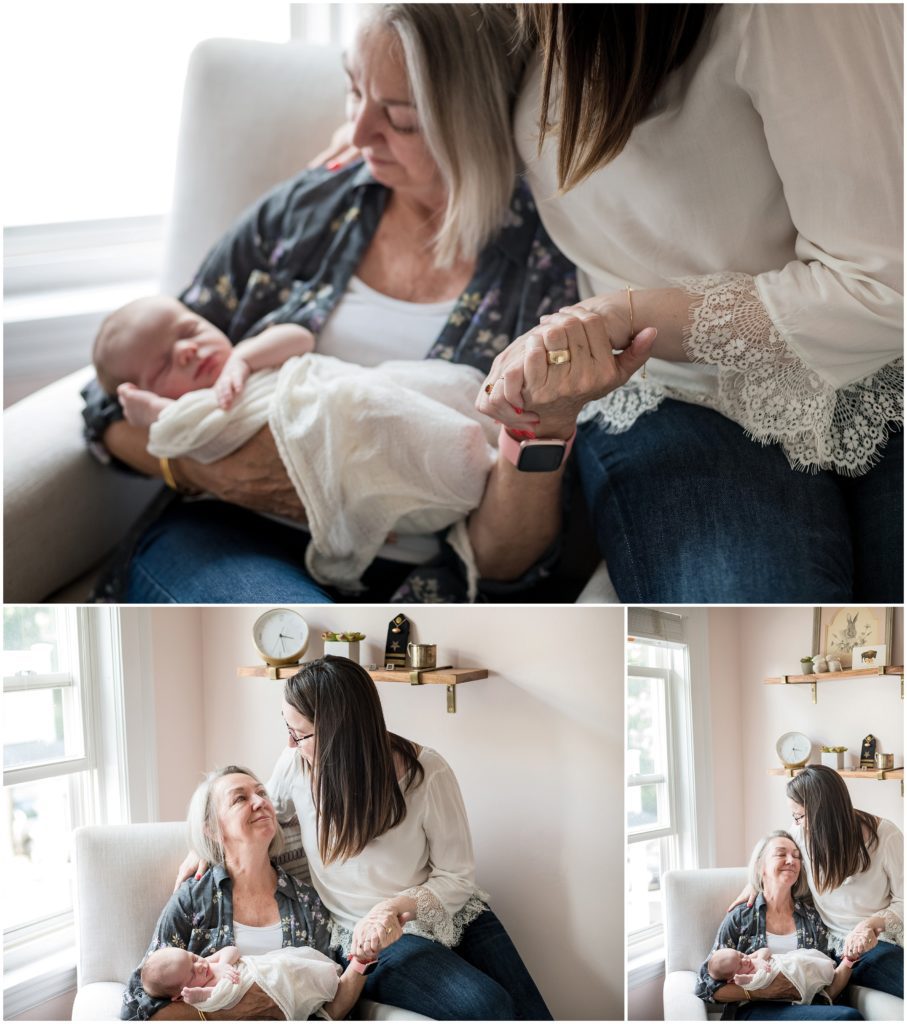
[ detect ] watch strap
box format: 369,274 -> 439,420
498,425 -> 576,469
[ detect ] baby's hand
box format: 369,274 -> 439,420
733,972 -> 757,986
214,355 -> 251,410
180,986 -> 211,1005
117,383 -> 172,428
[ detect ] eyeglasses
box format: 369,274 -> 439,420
791,811 -> 806,826
286,723 -> 314,747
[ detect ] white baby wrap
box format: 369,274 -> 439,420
737,948 -> 836,1005
193,946 -> 340,1019
147,355 -> 497,590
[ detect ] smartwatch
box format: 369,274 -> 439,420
348,955 -> 378,975
498,425 -> 575,472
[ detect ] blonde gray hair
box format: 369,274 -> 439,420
368,4 -> 528,267
748,830 -> 811,901
187,765 -> 284,866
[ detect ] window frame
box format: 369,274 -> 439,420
2,607 -> 157,1017
626,638 -> 700,959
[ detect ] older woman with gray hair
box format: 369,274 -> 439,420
695,831 -> 862,1021
82,3 -> 601,603
122,766 -> 344,1021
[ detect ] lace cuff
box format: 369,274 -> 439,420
878,906 -> 904,948
579,272 -> 903,477
675,272 -> 903,477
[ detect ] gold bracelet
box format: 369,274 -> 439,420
159,456 -> 180,492
625,283 -> 647,380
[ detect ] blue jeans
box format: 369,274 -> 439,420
735,1003 -> 862,1021
362,909 -> 552,1020
847,940 -> 903,998
575,401 -> 903,602
124,500 -> 413,603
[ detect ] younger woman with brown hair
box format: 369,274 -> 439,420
786,766 -> 903,998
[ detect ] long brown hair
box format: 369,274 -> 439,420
284,656 -> 424,864
519,4 -> 721,192
787,765 -> 880,893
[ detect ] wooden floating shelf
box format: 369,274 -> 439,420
764,666 -> 903,684
763,666 -> 903,703
238,665 -> 488,713
768,767 -> 903,782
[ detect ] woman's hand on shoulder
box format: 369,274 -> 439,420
476,301 -> 656,434
307,122 -> 359,171
726,883 -> 757,913
173,850 -> 208,893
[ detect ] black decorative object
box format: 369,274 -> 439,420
385,614 -> 410,669
860,734 -> 877,770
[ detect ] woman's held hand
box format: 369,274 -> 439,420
476,303 -> 655,434
843,921 -> 880,959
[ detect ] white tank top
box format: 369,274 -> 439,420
765,929 -> 798,954
233,920 -> 284,956
317,275 -> 457,366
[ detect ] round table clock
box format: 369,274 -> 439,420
776,731 -> 812,769
252,608 -> 309,670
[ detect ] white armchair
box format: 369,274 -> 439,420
663,868 -> 904,1022
71,822 -> 428,1021
4,39 -> 348,601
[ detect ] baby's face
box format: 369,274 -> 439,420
169,950 -> 215,991
711,948 -> 763,979
115,297 -> 232,399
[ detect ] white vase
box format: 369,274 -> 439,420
324,640 -> 360,664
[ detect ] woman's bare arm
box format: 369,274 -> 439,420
104,421 -> 308,523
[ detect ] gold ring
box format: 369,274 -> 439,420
546,349 -> 571,365
484,377 -> 504,395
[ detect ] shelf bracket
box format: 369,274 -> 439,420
446,684 -> 457,714
781,675 -> 817,704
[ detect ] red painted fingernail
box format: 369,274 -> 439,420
327,161 -> 342,171
514,407 -> 524,415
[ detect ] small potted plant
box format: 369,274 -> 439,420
821,746 -> 847,770
799,656 -> 815,674
322,631 -> 366,664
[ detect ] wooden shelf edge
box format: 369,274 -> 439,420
768,767 -> 903,781
238,665 -> 488,685
765,665 -> 903,684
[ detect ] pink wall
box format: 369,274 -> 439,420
145,604 -> 625,1021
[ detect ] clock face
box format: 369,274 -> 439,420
252,608 -> 309,667
777,731 -> 812,768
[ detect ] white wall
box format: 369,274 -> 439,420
145,604 -> 625,1021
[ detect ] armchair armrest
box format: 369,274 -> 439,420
663,970 -> 709,1021
4,366 -> 161,600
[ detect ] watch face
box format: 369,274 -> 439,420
517,440 -> 566,472
777,731 -> 812,767
252,608 -> 309,666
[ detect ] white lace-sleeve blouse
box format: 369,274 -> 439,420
515,3 -> 903,476
267,744 -> 488,948
793,817 -> 904,951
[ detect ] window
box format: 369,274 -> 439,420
626,610 -> 700,962
2,606 -> 152,1017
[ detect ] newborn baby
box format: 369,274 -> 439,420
93,295 -> 497,593
92,295 -> 314,425
140,944 -> 369,1020
708,946 -> 853,1005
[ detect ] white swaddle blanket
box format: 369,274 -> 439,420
193,946 -> 340,1019
147,355 -> 497,591
737,948 -> 836,1005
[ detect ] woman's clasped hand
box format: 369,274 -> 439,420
476,304 -> 657,438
